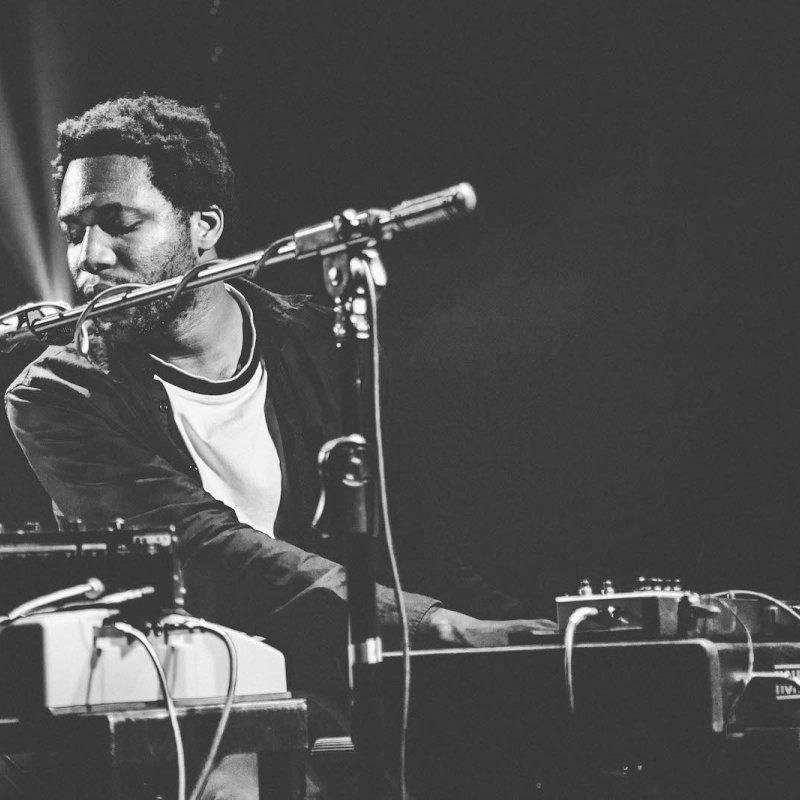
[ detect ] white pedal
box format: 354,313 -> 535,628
0,609 -> 287,714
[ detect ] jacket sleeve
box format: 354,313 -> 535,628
4,361 -> 439,661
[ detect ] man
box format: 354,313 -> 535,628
4,95 -> 549,796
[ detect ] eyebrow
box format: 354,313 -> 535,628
57,202 -> 136,224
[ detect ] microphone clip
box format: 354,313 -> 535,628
294,207 -> 385,260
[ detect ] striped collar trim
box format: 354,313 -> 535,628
149,285 -> 259,396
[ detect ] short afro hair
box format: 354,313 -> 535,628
53,94 -> 237,235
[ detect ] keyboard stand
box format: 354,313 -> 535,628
0,696 -> 307,799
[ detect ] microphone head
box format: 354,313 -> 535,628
85,577 -> 106,600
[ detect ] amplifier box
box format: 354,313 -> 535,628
0,610 -> 287,715
556,590 -> 688,636
556,590 -> 800,640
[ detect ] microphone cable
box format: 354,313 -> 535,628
563,606 -> 600,713
167,618 -> 239,800
364,256 -> 411,800
0,578 -> 106,626
113,621 -> 187,800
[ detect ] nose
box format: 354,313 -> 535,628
75,225 -> 116,275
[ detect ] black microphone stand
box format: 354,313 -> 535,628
313,241 -> 391,796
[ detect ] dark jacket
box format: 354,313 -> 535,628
5,280 -> 525,685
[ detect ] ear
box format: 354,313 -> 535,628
190,205 -> 224,255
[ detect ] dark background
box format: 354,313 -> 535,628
1,1 -> 799,612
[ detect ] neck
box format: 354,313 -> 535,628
150,284 -> 244,380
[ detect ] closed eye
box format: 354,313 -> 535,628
104,221 -> 140,236
62,225 -> 84,245
61,221 -> 139,245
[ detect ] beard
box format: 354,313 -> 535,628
79,224 -> 199,351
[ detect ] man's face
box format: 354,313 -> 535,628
58,154 -> 196,344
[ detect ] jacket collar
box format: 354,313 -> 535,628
113,279 -> 310,383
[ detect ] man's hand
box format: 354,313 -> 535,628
419,607 -> 558,648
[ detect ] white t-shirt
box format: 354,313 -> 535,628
151,286 -> 281,536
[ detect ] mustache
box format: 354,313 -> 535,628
75,276 -> 117,301
76,279 -> 148,303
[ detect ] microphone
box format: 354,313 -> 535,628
293,182 -> 477,258
383,181 -> 477,233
